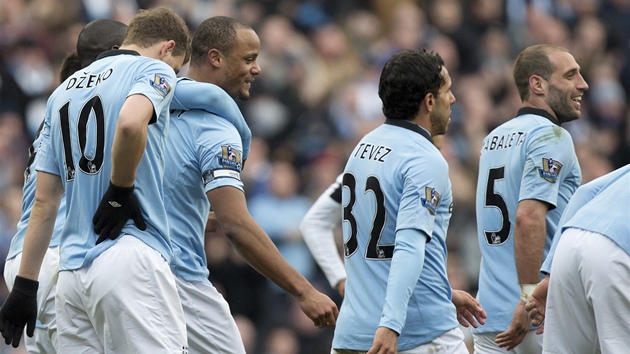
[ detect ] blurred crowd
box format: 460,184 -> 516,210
2,0 -> 630,353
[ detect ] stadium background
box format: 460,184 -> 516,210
1,0 -> 629,353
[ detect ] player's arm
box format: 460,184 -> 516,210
371,228 -> 428,353
207,186 -> 338,328
19,172 -> 64,280
172,79 -> 251,158
0,171 -> 63,348
496,198 -> 548,350
525,274 -> 549,334
110,94 -> 154,187
514,199 -> 548,288
299,177 -> 346,296
92,94 -> 152,243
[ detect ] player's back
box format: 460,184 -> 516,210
542,164 -> 630,273
37,50 -> 178,271
334,121 -> 457,350
563,173 -> 630,255
474,109 -> 581,332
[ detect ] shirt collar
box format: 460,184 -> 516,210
384,119 -> 434,145
96,49 -> 141,61
516,107 -> 560,126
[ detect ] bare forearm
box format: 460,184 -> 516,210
110,124 -> 147,187
225,219 -> 311,297
514,216 -> 546,284
19,175 -> 63,280
111,95 -> 153,187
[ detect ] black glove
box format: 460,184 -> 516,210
0,276 -> 39,348
93,182 -> 146,244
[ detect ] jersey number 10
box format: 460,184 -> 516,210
59,96 -> 106,181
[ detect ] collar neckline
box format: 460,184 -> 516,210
384,119 -> 434,145
517,107 -> 560,126
96,49 -> 141,61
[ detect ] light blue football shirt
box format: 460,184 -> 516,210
37,50 -> 177,271
170,78 -> 251,159
541,164 -> 630,274
332,119 -> 458,351
561,173 -> 630,254
164,106 -> 244,282
474,107 -> 581,333
7,123 -> 66,260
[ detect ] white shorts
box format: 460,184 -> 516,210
4,247 -> 59,354
175,276 -> 245,354
332,327 -> 468,354
544,228 -> 630,354
55,235 -> 188,354
473,331 -> 542,354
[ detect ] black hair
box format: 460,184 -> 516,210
378,49 -> 445,120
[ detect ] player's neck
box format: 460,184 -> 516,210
119,43 -> 162,60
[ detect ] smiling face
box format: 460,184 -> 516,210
544,50 -> 589,123
429,66 -> 456,136
220,28 -> 261,101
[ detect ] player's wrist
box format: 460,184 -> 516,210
519,283 -> 537,303
107,181 -> 135,198
13,275 -> 39,296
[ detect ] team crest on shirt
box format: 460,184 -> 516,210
539,157 -> 563,183
150,74 -> 171,97
421,187 -> 440,215
218,145 -> 242,170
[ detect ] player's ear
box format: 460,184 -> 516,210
530,75 -> 546,95
208,49 -> 222,67
423,93 -> 435,113
159,40 -> 176,60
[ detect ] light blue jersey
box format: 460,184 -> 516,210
562,174 -> 630,249
36,50 -> 177,271
474,107 -> 581,333
170,78 -> 251,159
541,165 -> 630,274
164,107 -> 244,282
6,123 -> 66,260
333,120 -> 457,351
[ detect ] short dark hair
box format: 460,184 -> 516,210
123,7 -> 191,64
378,49 -> 445,121
513,44 -> 569,101
190,16 -> 252,67
59,19 -> 127,82
77,19 -> 128,68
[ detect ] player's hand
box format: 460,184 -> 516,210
495,301 -> 530,350
0,276 -> 39,348
451,289 -> 487,328
297,287 -> 338,329
93,182 -> 146,244
367,326 -> 398,354
525,276 -> 549,334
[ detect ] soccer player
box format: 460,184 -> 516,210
163,16 -> 338,353
0,8 -> 191,353
473,44 -> 588,353
542,172 -> 630,353
299,137 -> 448,299
332,49 -> 484,353
2,19 -> 127,353
524,164 -> 630,338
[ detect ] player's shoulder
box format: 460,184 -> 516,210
175,78 -> 229,96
